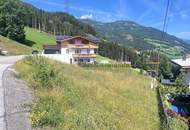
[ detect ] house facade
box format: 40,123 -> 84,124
42,36 -> 99,64
172,57 -> 190,87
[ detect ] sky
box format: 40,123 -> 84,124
22,0 -> 190,40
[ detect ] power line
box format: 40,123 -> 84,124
165,0 -> 173,35
64,0 -> 69,13
157,0 -> 172,77
162,0 -> 171,39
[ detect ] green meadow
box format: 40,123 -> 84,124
14,56 -> 161,130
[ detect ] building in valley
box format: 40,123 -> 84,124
42,35 -> 99,64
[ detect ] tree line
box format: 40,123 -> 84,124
98,40 -> 173,78
0,0 -> 96,43
22,2 -> 96,36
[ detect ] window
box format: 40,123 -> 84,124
87,49 -> 90,54
94,49 -> 98,54
88,59 -> 90,62
75,49 -> 81,54
66,49 -> 69,54
74,58 -> 77,62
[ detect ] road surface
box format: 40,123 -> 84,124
0,56 -> 27,130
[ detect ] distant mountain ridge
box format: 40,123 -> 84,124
82,19 -> 190,58
184,39 -> 190,44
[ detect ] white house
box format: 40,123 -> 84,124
42,35 -> 99,64
172,57 -> 190,87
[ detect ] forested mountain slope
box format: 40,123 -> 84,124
0,0 -> 96,43
82,19 -> 190,58
21,1 -> 96,36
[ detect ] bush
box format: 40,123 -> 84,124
169,117 -> 188,130
24,56 -> 62,89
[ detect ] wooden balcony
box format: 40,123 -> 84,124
72,54 -> 97,58
67,44 -> 98,49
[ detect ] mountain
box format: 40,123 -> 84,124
82,19 -> 190,58
184,39 -> 190,44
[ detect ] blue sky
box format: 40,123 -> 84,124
22,0 -> 190,40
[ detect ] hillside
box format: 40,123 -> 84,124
82,19 -> 190,58
184,39 -> 190,44
0,35 -> 32,55
15,56 -> 161,130
25,27 -> 56,50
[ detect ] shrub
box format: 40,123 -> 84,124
24,56 -> 62,89
169,117 -> 188,130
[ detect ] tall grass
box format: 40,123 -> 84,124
14,56 -> 161,130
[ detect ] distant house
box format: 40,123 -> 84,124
172,57 -> 190,87
42,35 -> 99,64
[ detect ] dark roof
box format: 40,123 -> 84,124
56,35 -> 100,43
56,35 -> 72,41
86,34 -> 101,43
43,45 -> 60,50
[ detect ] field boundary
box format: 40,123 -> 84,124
80,63 -> 131,68
157,87 -> 171,130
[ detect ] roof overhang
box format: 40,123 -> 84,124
56,35 -> 98,44
172,58 -> 190,69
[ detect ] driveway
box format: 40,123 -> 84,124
0,56 -> 24,64
0,56 -> 32,130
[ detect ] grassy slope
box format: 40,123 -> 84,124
0,35 -> 32,55
25,27 -> 56,50
96,55 -> 114,63
15,56 -> 161,130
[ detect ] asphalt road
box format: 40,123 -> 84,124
0,56 -> 32,130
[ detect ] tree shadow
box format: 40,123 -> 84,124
24,39 -> 36,47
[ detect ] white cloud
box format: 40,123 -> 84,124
80,14 -> 93,20
180,12 -> 188,19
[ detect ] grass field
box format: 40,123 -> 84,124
145,38 -> 184,59
25,27 -> 56,50
96,55 -> 115,63
15,56 -> 161,130
0,35 -> 32,55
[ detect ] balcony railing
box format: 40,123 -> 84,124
67,45 -> 98,49
72,54 -> 97,58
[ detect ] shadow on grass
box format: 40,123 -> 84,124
24,39 -> 36,47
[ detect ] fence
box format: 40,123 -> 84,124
80,63 -> 131,68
